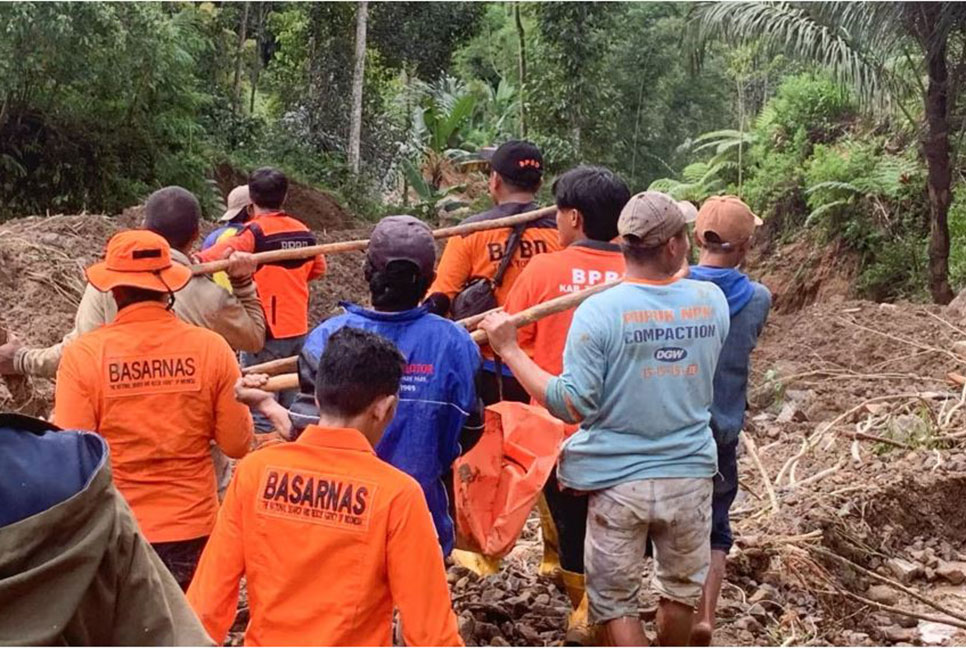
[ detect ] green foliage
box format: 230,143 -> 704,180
648,161 -> 731,202
368,3 -> 485,79
947,187 -> 966,289
0,2 -> 215,217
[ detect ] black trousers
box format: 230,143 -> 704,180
152,536 -> 208,591
479,368 -> 530,405
543,470 -> 589,574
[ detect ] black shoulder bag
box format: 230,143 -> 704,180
450,223 -> 526,320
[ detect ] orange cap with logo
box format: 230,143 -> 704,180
695,195 -> 763,250
86,230 -> 192,293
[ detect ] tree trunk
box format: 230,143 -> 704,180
232,2 -> 251,113
348,0 -> 368,175
249,3 -> 266,114
922,28 -> 955,304
514,3 -> 527,138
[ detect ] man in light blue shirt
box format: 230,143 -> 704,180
481,191 -> 729,646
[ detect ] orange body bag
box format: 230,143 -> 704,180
453,401 -> 565,558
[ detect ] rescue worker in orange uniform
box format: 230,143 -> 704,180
424,140 -> 561,405
503,165 -> 632,644
187,327 -> 462,647
197,167 -> 326,432
53,230 -> 254,590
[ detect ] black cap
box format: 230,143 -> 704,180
484,140 -> 544,186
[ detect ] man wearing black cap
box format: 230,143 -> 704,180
425,140 -> 560,405
241,215 -> 482,557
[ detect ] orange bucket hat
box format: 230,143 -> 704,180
86,230 -> 192,293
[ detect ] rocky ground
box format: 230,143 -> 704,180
2,212 -> 966,646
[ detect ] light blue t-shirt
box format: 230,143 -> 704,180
546,278 -> 730,491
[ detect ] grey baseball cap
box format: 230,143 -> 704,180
618,191 -> 697,247
367,215 -> 436,278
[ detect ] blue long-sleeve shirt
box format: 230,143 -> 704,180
290,303 -> 481,554
546,278 -> 730,491
689,267 -> 772,446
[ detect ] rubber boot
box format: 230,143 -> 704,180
561,569 -> 596,646
690,550 -> 727,646
537,494 -> 563,582
450,549 -> 502,577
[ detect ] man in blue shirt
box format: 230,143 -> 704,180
275,215 -> 483,556
686,196 -> 772,645
481,191 -> 729,646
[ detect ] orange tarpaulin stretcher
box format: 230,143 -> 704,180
453,401 -> 566,558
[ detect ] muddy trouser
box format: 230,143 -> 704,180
543,470 -> 589,573
585,478 -> 713,623
241,334 -> 305,432
152,536 -> 208,591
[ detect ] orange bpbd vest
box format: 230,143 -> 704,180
247,212 -> 318,339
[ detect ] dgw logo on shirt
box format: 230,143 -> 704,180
654,347 -> 688,362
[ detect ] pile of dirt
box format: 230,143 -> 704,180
745,229 -> 860,313
706,299 -> 966,646
212,163 -> 354,231
0,213 -> 375,416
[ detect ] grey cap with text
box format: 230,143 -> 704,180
617,191 -> 695,247
367,215 -> 436,278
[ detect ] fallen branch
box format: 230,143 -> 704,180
742,431 -> 780,515
834,589 -> 966,631
836,316 -> 959,363
192,205 -> 556,275
809,546 -> 966,625
775,393 -> 928,486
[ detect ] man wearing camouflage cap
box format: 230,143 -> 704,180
481,191 -> 730,645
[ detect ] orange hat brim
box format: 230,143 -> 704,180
86,262 -> 192,293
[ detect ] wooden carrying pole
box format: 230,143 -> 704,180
242,307 -> 501,377
257,280 -> 620,392
191,205 -> 557,276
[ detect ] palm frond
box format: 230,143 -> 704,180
805,198 -> 850,226
689,1 -> 902,111
805,180 -> 861,195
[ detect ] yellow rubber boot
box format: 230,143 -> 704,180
537,494 -> 562,582
561,569 -> 595,646
450,549 -> 502,577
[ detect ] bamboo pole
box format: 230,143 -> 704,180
256,281 -> 620,391
242,306 -> 502,376
191,205 -> 556,276
468,280 -> 619,344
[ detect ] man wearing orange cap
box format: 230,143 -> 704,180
685,196 -> 771,645
53,229 -> 254,590
0,186 -> 266,379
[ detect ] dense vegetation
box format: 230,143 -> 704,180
3,2 -> 966,302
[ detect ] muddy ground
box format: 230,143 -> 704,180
2,212 -> 966,646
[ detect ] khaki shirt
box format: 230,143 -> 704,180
15,249 -> 266,377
